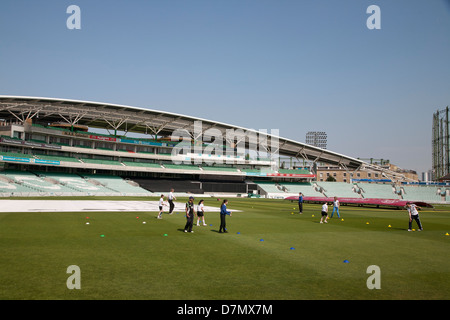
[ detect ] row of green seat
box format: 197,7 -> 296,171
256,181 -> 449,203
0,171 -> 151,195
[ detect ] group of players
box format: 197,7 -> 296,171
297,192 -> 424,231
155,190 -> 423,234
156,188 -> 233,233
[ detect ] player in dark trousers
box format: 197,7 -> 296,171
406,202 -> 423,231
168,188 -> 176,214
219,199 -> 232,233
184,196 -> 195,233
298,192 -> 304,214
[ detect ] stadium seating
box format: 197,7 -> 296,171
400,185 -> 444,202
315,182 -> 359,198
280,182 -> 324,197
0,171 -> 39,194
0,171 -> 75,195
35,172 -> 112,194
0,171 -> 152,196
0,178 -> 18,192
80,174 -> 152,195
356,183 -> 398,199
255,182 -> 286,194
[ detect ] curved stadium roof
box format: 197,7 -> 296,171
0,95 -> 364,169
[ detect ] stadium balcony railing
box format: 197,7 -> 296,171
0,151 -> 35,159
163,163 -> 201,171
241,168 -> 277,174
80,158 -> 125,166
201,166 -> 240,172
278,168 -> 311,175
35,154 -> 80,163
122,161 -> 162,168
0,150 -> 260,177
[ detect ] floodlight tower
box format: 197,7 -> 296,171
305,131 -> 327,180
432,106 -> 450,180
306,131 -> 327,149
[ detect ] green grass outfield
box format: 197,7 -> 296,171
0,197 -> 449,300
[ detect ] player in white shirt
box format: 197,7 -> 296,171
196,199 -> 207,226
157,194 -> 165,219
320,202 -> 329,224
406,202 -> 423,231
331,197 -> 340,218
168,188 -> 176,214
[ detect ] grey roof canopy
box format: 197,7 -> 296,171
0,95 -> 364,169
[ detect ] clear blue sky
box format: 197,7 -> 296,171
1,0 -> 449,174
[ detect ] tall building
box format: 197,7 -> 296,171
421,170 -> 433,182
432,106 -> 450,180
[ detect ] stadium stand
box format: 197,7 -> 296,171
256,181 -> 447,204
0,96 -> 447,205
